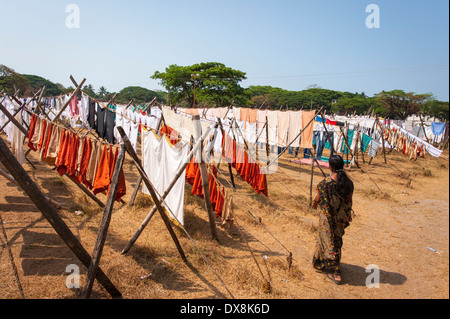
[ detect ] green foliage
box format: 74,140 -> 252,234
247,85 -> 353,111
151,62 -> 248,107
374,90 -> 433,120
0,64 -> 29,96
116,86 -> 167,104
22,74 -> 63,96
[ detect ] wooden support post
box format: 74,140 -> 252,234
0,137 -> 121,298
64,173 -> 105,208
217,118 -> 236,190
2,98 -> 105,208
0,101 -> 29,136
121,124 -> 213,254
0,167 -> 62,209
116,126 -> 187,262
128,112 -> 163,207
52,78 -> 86,123
320,111 -> 336,154
192,115 -> 218,242
309,150 -> 315,208
80,145 -> 126,299
339,126 -> 359,168
418,113 -> 430,143
377,117 -> 387,164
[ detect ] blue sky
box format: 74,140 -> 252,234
0,0 -> 448,101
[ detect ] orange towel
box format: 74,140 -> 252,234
79,137 -> 92,188
92,145 -> 111,195
37,120 -> 47,150
27,114 -> 38,151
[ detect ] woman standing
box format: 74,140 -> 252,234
312,155 -> 354,285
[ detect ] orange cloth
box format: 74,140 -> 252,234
37,120 -> 47,150
79,137 -> 92,188
56,130 -> 70,176
107,147 -> 127,202
92,144 -> 111,195
27,114 -> 38,151
300,110 -> 316,148
248,109 -> 258,124
185,156 -> 198,185
40,122 -> 53,160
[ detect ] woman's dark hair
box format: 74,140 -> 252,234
329,155 -> 354,198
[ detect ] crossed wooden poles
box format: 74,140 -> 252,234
1,84 -> 220,298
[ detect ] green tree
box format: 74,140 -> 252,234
374,90 -> 433,120
151,62 -> 248,107
82,84 -> 98,98
116,86 -> 167,104
22,74 -> 63,96
0,64 -> 29,96
97,86 -> 109,99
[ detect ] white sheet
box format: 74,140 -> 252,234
141,129 -> 188,225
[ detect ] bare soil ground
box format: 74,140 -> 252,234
1,134 -> 448,299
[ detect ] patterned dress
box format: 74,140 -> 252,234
312,177 -> 352,275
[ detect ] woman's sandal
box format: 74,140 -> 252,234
327,273 -> 343,285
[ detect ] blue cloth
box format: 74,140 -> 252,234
431,122 -> 446,135
315,116 -> 326,123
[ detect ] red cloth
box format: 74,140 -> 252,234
27,114 -> 38,151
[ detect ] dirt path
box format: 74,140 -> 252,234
0,135 -> 448,299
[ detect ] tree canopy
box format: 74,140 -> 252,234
0,63 -> 447,121
151,62 -> 249,107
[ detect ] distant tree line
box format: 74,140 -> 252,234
1,63 -> 448,121
0,64 -> 167,106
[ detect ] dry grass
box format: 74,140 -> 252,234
0,135 -> 448,299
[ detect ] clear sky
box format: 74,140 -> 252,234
0,0 -> 448,101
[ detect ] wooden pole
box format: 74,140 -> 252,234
319,111 -> 336,154
0,137 -> 122,298
80,145 -> 126,299
0,167 -> 62,209
116,126 -> 187,262
0,101 -> 29,135
192,115 -> 218,242
217,119 -> 236,190
418,113 -> 430,143
128,113 -> 164,207
52,78 -> 86,123
121,124 -> 213,254
266,107 -> 323,169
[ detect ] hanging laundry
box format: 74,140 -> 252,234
69,95 -> 79,118
87,98 -> 96,130
300,110 -> 316,149
96,105 -> 106,139
105,108 -> 116,144
141,128 -> 188,225
288,110 -> 302,147
277,111 -> 289,147
431,122 -> 446,136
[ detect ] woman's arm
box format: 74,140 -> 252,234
312,191 -> 321,209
